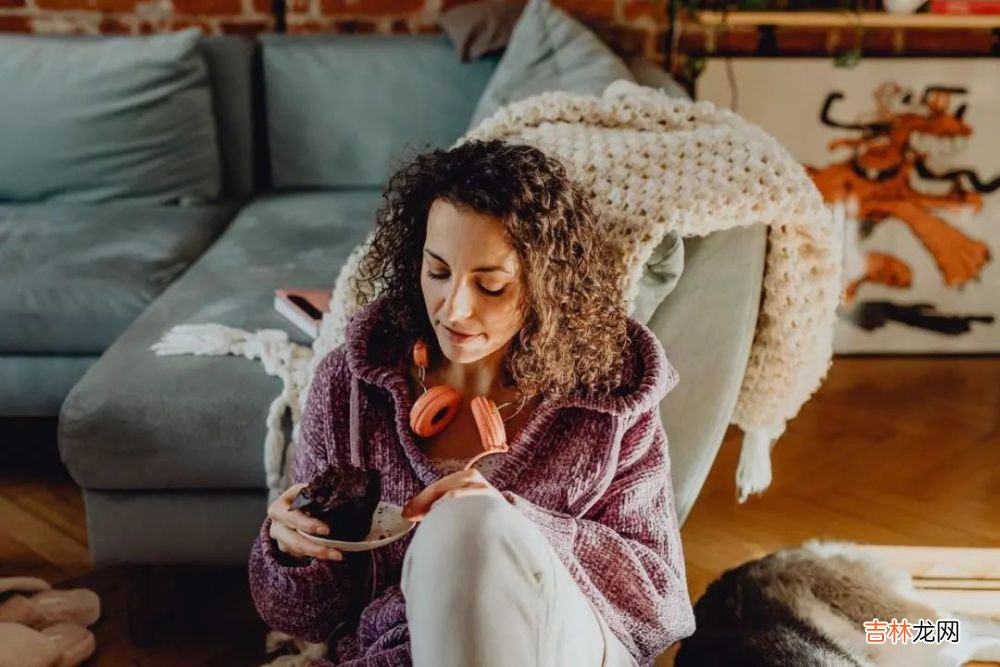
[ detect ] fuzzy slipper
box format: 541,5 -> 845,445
0,577 -> 51,596
0,580 -> 100,629
0,622 -> 96,667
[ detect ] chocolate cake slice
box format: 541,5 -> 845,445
292,465 -> 382,541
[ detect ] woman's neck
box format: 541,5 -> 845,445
437,345 -> 508,398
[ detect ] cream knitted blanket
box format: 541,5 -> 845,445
153,80 -> 842,504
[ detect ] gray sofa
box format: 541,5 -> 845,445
1,32 -> 765,570
0,35 -> 256,419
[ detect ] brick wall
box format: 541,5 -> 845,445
281,0 -> 667,61
0,0 -> 274,35
0,0 -> 994,70
0,0 -> 669,58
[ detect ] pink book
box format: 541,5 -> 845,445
274,288 -> 331,339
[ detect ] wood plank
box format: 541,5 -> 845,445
0,495 -> 89,568
694,10 -> 1000,29
913,589 -> 1000,620
855,546 -> 1000,580
0,481 -> 88,545
917,579 -> 1000,591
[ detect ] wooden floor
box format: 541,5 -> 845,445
1,357 -> 998,666
682,356 -> 999,600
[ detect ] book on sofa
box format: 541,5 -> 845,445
274,288 -> 331,338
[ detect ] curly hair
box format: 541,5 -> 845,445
350,139 -> 630,402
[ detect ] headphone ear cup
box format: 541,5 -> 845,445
470,396 -> 508,452
410,385 -> 461,437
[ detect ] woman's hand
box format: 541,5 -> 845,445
402,469 -> 506,522
268,482 -> 344,562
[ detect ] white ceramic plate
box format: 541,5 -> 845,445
297,502 -> 416,552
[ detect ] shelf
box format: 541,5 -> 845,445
694,10 -> 1000,29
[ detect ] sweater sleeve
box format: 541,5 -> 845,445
247,347 -> 365,643
502,407 -> 695,664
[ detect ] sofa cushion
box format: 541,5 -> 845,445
0,29 -> 222,205
59,191 -> 380,491
467,0 -> 634,130
439,0 -> 524,62
0,356 -> 98,417
627,56 -> 690,101
261,34 -> 498,189
0,204 -> 235,355
632,231 -> 684,325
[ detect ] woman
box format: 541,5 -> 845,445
248,139 -> 695,667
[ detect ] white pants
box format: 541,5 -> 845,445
400,494 -> 638,667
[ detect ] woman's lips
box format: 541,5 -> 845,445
442,325 -> 480,344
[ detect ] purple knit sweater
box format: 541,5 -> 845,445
248,297 -> 695,666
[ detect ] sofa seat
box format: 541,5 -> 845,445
0,203 -> 236,356
0,356 -> 100,417
59,191 -> 380,492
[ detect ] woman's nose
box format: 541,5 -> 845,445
444,279 -> 474,321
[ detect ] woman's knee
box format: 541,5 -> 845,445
401,496 -> 513,600
410,495 -> 511,557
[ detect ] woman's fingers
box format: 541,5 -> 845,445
428,484 -> 494,510
270,520 -> 343,561
401,469 -> 477,519
268,482 -> 306,517
403,469 -> 492,521
280,482 -> 308,505
286,509 -> 331,537
268,483 -> 330,536
408,483 -> 494,522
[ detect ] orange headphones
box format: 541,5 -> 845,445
408,339 -> 526,469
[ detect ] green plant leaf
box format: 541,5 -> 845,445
833,49 -> 862,68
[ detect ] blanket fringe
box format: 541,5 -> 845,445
736,423 -> 786,503
260,630 -> 328,667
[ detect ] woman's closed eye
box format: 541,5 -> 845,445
425,271 -> 506,297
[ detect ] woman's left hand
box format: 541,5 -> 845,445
402,469 -> 506,522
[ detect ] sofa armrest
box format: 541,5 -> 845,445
646,225 -> 767,525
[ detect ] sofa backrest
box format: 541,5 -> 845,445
201,35 -> 262,202
0,29 -> 239,206
260,34 -> 498,190
0,31 -> 263,204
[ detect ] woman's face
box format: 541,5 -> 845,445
420,199 -> 524,364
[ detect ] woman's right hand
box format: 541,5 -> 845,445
268,482 -> 345,562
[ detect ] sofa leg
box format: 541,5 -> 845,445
126,565 -> 167,648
